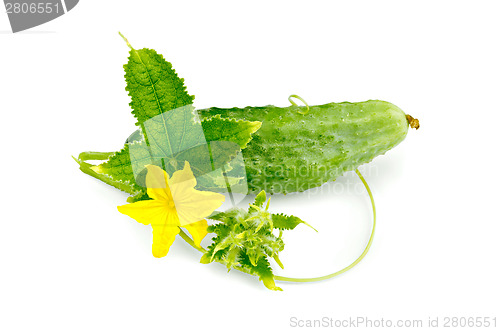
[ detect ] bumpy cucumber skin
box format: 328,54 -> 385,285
198,100 -> 408,194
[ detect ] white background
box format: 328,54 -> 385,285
1,1 -> 499,330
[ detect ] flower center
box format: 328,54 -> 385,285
166,199 -> 176,211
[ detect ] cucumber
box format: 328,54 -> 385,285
197,100 -> 416,194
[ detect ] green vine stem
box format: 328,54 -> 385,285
179,168 -> 376,284
72,156 -> 139,195
78,151 -> 116,161
274,169 -> 376,282
178,229 -> 206,254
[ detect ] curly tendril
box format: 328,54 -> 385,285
288,94 -> 310,115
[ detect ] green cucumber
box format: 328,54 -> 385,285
198,100 -> 417,194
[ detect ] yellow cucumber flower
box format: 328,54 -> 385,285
117,161 -> 225,258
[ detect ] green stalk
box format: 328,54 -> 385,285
274,169 -> 376,282
78,151 -> 115,161
178,229 -> 207,254
72,156 -> 138,195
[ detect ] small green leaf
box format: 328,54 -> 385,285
199,254 -> 211,264
195,170 -> 244,192
273,254 -> 284,269
253,190 -> 267,208
201,115 -> 262,150
272,213 -> 317,232
208,209 -> 245,224
239,254 -> 282,291
207,223 -> 231,237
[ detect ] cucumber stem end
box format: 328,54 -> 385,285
406,114 -> 420,130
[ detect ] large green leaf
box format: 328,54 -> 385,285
129,106 -> 210,177
81,40 -> 261,196
124,45 -> 194,125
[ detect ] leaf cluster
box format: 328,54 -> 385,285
201,191 -> 312,291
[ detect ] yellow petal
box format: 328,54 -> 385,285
165,161 -> 225,226
168,161 -> 198,203
117,200 -> 167,226
182,219 -> 208,247
169,161 -> 197,190
175,189 -> 225,226
152,222 -> 180,258
145,164 -> 173,202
